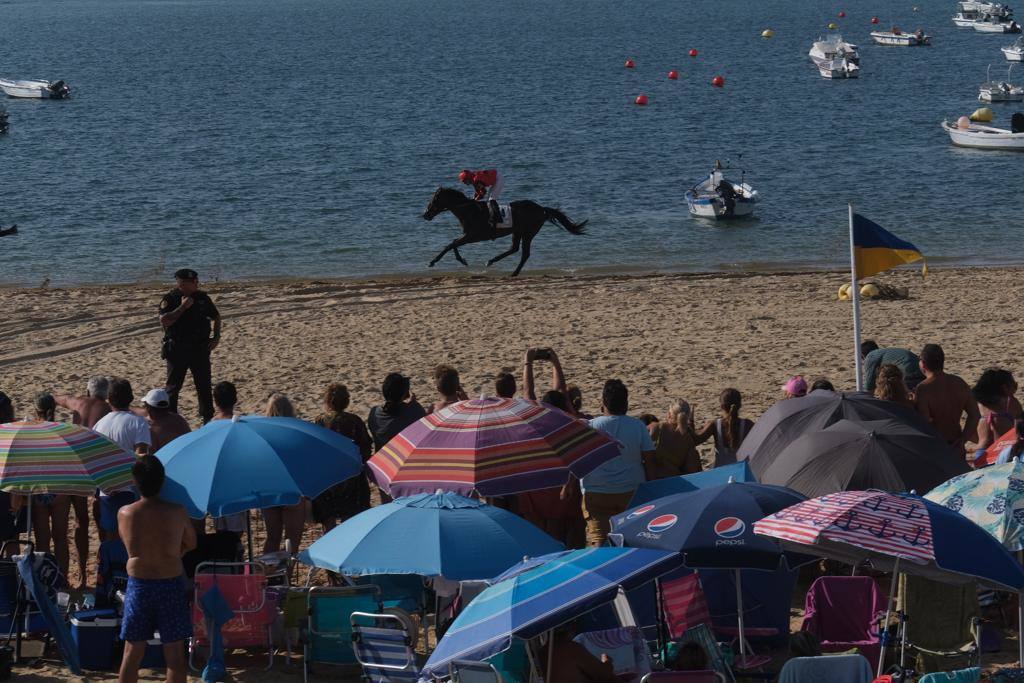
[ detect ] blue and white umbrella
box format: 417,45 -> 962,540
156,415 -> 362,517
297,492 -> 564,581
420,547 -> 685,679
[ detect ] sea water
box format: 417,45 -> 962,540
1,0 -> 1020,285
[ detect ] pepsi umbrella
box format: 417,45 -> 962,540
155,415 -> 362,517
297,492 -> 564,581
610,481 -> 812,666
757,419 -> 967,498
628,461 -> 756,508
754,489 -> 1024,676
737,390 -> 939,478
420,547 -> 685,679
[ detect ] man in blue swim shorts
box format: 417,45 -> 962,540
118,455 -> 197,683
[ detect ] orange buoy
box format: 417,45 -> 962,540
635,94 -> 649,105
625,58 -> 635,68
668,70 -> 679,79
711,75 -> 725,87
839,10 -> 846,17
689,48 -> 699,57
871,15 -> 880,23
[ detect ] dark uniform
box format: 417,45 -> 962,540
160,284 -> 220,423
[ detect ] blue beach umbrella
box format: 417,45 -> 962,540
611,481 -> 813,667
420,547 -> 685,679
155,415 -> 362,518
297,492 -> 564,581
628,461 -> 756,508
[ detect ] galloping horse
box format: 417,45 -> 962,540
421,187 -> 587,277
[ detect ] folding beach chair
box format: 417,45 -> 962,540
661,573 -> 711,640
277,586 -> 308,666
5,543 -> 78,674
303,585 -> 380,681
801,576 -> 886,671
353,574 -> 428,648
678,623 -> 736,683
350,611 -> 421,682
574,626 -> 653,683
777,654 -> 873,683
189,561 -> 276,672
641,673 -> 727,682
449,659 -> 504,682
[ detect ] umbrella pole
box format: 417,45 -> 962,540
246,511 -> 254,562
877,557 -> 900,678
655,578 -> 669,659
735,569 -> 747,663
546,629 -> 554,682
24,494 -> 31,544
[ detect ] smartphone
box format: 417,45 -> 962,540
534,348 -> 551,361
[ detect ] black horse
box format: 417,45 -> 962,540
422,187 -> 587,277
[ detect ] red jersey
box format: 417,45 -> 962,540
469,169 -> 498,200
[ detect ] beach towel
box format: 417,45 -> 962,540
200,583 -> 235,683
777,654 -> 872,683
918,667 -> 981,683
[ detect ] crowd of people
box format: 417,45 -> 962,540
1,293 -> 1020,683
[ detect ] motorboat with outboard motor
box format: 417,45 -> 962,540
685,160 -> 758,219
871,27 -> 933,44
817,57 -> 860,78
0,78 -> 70,99
942,112 -> 1024,148
980,64 -> 1024,101
809,35 -> 860,64
954,0 -> 1014,25
973,14 -> 1022,31
1004,36 -> 1024,59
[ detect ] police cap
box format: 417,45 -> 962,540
174,268 -> 198,281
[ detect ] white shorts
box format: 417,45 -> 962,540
487,173 -> 504,201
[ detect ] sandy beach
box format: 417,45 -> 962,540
1,265 -> 1020,680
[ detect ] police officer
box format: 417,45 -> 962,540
159,268 -> 221,424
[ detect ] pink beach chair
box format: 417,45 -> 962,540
801,576 -> 886,671
661,573 -> 711,640
189,561 -> 277,671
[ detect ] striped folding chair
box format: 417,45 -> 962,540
350,611 -> 420,682
661,573 -> 711,639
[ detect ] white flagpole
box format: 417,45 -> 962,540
849,203 -> 864,391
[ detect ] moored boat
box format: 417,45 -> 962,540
942,113 -> 1024,149
980,64 -> 1024,101
808,34 -> 860,64
871,28 -> 932,45
816,57 -> 860,79
685,160 -> 758,219
1004,36 -> 1024,59
972,14 -> 1022,31
0,78 -> 70,99
954,0 -> 1014,25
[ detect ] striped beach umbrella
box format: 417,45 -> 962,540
0,421 -> 134,495
367,397 -> 622,497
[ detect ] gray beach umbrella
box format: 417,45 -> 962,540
738,390 -> 939,478
757,418 -> 969,498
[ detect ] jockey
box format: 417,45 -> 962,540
459,169 -> 504,233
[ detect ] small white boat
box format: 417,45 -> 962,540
954,0 -> 1014,24
1004,36 -> 1024,59
980,64 -> 1024,101
871,28 -> 932,45
817,57 -> 861,78
942,114 -> 1024,149
685,160 -> 758,219
0,78 -> 70,99
973,14 -> 1022,31
809,34 -> 860,65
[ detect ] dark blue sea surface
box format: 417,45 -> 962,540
1,0 -> 1020,285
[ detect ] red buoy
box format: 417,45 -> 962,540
625,58 -> 635,68
838,10 -> 846,17
668,70 -> 679,80
871,15 -> 880,23
689,48 -> 699,57
635,94 -> 649,105
711,75 -> 725,87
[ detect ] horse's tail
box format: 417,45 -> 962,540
544,207 -> 588,235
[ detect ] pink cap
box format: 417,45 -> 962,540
784,376 -> 808,397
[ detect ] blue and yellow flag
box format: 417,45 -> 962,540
852,213 -> 927,280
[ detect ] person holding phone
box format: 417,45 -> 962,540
523,347 -> 567,401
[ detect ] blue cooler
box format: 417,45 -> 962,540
70,609 -> 120,671
140,635 -> 166,669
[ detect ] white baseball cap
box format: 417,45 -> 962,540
143,388 -> 170,408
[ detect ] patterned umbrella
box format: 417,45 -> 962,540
0,421 -> 134,495
754,489 -> 1024,677
367,397 -> 622,497
925,459 -> 1024,551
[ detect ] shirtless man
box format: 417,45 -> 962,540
915,343 -> 980,459
134,389 -> 191,452
118,456 -> 196,683
54,376 -> 111,428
